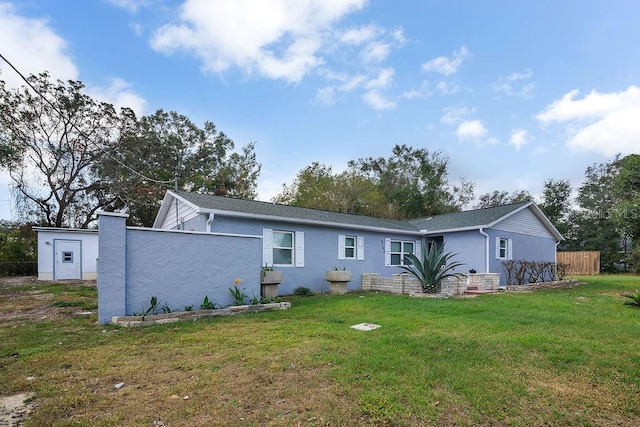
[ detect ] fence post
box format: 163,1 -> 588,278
97,212 -> 129,324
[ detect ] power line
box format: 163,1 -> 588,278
0,52 -> 174,185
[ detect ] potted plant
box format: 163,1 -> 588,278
260,264 -> 282,299
325,266 -> 352,295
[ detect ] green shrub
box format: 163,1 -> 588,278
622,291 -> 640,307
293,286 -> 314,296
399,243 -> 465,293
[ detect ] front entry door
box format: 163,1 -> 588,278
54,240 -> 82,280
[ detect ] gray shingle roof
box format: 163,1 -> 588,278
408,202 -> 531,232
170,191 -> 552,237
173,191 -> 420,231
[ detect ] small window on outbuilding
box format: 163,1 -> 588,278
62,251 -> 73,263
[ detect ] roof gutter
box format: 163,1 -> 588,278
479,228 -> 490,273
197,208 -> 422,235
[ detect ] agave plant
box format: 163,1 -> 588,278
399,243 -> 465,293
622,291 -> 640,307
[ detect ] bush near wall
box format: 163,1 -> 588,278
0,223 -> 37,276
502,260 -> 570,285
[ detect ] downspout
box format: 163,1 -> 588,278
174,199 -> 180,230
206,213 -> 215,233
555,241 -> 560,281
479,228 -> 490,273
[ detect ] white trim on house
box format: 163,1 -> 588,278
33,227 -> 99,234
357,236 -> 365,260
421,202 -> 563,241
126,226 -> 261,239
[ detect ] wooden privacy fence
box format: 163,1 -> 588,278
557,251 -> 600,275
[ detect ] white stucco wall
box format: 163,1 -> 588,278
35,227 -> 99,280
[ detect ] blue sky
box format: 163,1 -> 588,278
1,0 -> 639,221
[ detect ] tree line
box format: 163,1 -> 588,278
0,72 -> 260,228
1,72 -> 638,272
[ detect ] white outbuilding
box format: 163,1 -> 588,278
34,227 -> 99,281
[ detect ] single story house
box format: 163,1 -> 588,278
152,190 -> 563,291
34,227 -> 99,281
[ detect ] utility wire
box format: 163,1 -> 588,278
0,52 -> 174,185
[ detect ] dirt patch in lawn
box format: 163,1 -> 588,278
0,276 -> 95,324
0,392 -> 35,427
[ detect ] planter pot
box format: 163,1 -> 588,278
326,270 -> 352,295
329,281 -> 348,295
325,270 -> 352,282
261,271 -> 282,285
261,283 -> 279,299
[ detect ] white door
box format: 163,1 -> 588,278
54,240 -> 82,280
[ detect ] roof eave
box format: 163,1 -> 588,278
153,190 -> 203,228
419,225 -> 487,235
198,208 -> 421,235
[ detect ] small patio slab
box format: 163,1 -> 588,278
351,323 -> 381,331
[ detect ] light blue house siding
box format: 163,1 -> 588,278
153,191 -> 563,291
97,212 -> 262,323
440,230 -> 487,274
207,215 -> 423,295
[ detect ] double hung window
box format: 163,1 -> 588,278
386,239 -> 419,266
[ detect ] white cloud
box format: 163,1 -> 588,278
314,86 -> 337,106
365,68 -> 393,89
86,78 -> 147,116
494,68 -> 535,98
421,46 -> 469,76
440,105 -> 476,125
362,41 -> 391,63
340,74 -> 367,91
401,80 -> 432,100
151,0 -> 367,83
536,86 -> 640,156
509,129 -> 528,150
436,80 -> 459,95
107,0 -> 152,13
0,2 -> 78,89
362,90 -> 396,110
339,24 -> 380,45
456,119 -> 487,140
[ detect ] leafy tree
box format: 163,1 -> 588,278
348,144 -> 474,218
0,72 -> 122,227
564,158 -> 624,272
539,179 -> 573,238
275,145 -> 474,219
0,221 -> 37,275
274,162 -> 393,217
474,190 -> 532,209
398,243 -> 465,293
612,154 -> 640,240
97,109 -> 261,226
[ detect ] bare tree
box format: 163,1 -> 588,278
0,72 -> 121,227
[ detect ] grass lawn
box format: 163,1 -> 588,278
1,275 -> 640,426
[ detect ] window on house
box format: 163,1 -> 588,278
496,237 -> 512,260
62,251 -> 73,263
263,229 -> 304,267
338,235 -> 365,260
344,236 -> 356,259
390,240 -> 414,266
273,231 -> 294,265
